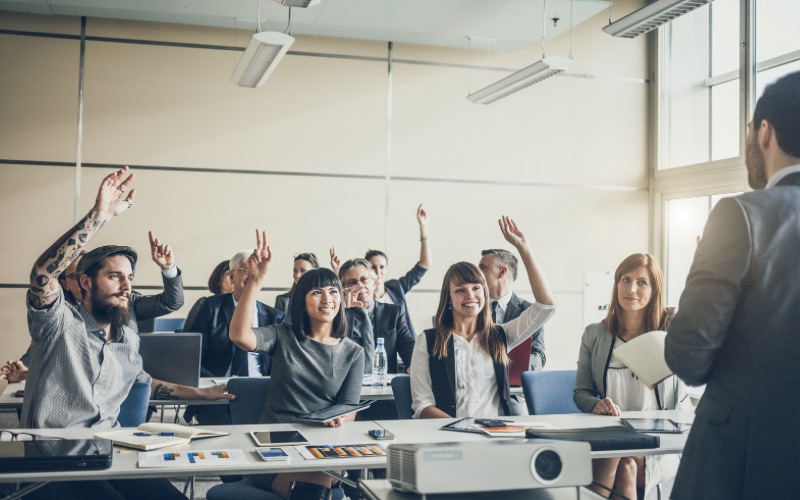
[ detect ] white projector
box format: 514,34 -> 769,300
387,439 -> 591,494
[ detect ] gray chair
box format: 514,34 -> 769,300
390,375 -> 413,419
118,381 -> 150,427
520,370 -> 581,415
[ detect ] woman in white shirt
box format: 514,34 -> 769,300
410,216 -> 555,418
574,253 -> 691,499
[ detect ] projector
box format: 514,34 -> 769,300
387,439 -> 591,494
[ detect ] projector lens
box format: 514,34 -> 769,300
533,449 -> 562,482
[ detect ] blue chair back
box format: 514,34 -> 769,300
391,375 -> 413,419
154,317 -> 186,332
118,381 -> 151,426
521,370 -> 581,415
227,377 -> 270,424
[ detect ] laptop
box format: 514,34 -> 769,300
0,439 -> 112,473
508,337 -> 532,387
138,333 -> 202,387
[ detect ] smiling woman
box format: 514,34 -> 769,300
409,216 -> 555,420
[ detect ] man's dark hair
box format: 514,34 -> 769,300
481,249 -> 518,281
291,268 -> 347,341
753,70 -> 800,158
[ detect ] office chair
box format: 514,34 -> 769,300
390,375 -> 413,419
118,381 -> 151,427
207,377 -> 345,500
153,317 -> 186,332
520,370 -> 581,415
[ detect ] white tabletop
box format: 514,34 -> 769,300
0,421 -> 386,484
375,409 -> 692,459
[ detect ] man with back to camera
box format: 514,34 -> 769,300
21,166 -> 233,499
339,258 -> 415,376
2,230 -> 185,383
183,250 -> 283,425
665,71 -> 800,499
479,248 -> 546,370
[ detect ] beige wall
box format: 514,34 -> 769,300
0,5 -> 649,371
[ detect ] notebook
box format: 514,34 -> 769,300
138,333 -> 202,387
508,337 -> 533,387
0,439 -> 113,473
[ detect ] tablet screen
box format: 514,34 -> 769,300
299,402 -> 373,422
622,418 -> 684,433
249,430 -> 310,447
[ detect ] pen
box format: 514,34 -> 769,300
133,432 -> 177,437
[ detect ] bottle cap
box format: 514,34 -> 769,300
376,337 -> 384,346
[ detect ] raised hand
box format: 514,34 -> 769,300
95,166 -> 136,217
329,246 -> 342,275
498,215 -> 527,249
246,229 -> 272,279
417,204 -> 428,228
148,231 -> 174,270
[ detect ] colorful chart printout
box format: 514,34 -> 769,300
137,448 -> 248,468
296,443 -> 386,460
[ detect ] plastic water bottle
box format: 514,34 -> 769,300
373,338 -> 388,388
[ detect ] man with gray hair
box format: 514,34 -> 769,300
339,258 -> 415,375
184,250 -> 283,425
479,248 -> 546,371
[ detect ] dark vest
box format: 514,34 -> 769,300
424,327 -> 512,417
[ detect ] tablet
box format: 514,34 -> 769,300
622,418 -> 684,434
249,430 -> 310,447
297,401 -> 374,423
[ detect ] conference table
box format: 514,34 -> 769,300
0,409 -> 692,499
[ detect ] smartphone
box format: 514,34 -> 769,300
256,447 -> 290,461
368,429 -> 395,440
14,390 -> 24,398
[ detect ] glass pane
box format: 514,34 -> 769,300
666,197 -> 710,306
755,0 -> 800,63
756,60 -> 800,100
711,79 -> 739,160
661,0 -> 739,169
667,192 -> 743,307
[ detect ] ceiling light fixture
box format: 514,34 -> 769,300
271,0 -> 321,7
602,0 -> 712,39
467,0 -> 575,104
231,1 -> 296,88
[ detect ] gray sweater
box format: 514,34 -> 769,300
254,322 -> 365,423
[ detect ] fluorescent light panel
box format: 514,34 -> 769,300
603,0 -> 712,39
231,31 -> 295,88
272,0 -> 321,7
467,56 -> 574,105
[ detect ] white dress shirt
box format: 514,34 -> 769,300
410,301 -> 555,418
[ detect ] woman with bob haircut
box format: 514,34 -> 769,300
574,253 -> 690,500
274,252 -> 319,316
229,230 -> 364,500
410,216 -> 555,419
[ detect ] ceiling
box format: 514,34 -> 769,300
0,0 -> 613,51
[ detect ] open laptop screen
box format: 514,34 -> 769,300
138,333 -> 201,388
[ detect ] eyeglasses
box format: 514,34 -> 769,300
344,276 -> 372,288
0,430 -> 36,442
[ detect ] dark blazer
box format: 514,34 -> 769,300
131,269 -> 185,333
185,293 -> 283,377
383,262 -> 427,337
424,327 -> 512,417
503,293 -> 546,371
345,301 -> 415,373
665,172 -> 800,499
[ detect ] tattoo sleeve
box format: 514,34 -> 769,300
29,208 -> 109,309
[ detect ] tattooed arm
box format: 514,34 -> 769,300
28,167 -> 136,309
